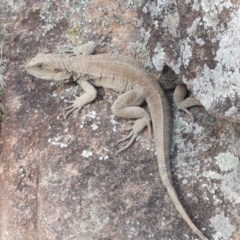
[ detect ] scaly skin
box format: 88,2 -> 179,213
25,50 -> 208,240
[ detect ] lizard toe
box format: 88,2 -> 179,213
116,131 -> 137,155
179,106 -> 195,122
116,130 -> 134,145
64,107 -> 76,119
116,117 -> 151,154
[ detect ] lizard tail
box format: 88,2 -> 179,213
166,186 -> 209,240
146,82 -> 209,240
153,114 -> 209,240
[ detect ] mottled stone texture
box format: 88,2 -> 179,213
0,1 -> 240,240
140,1 -> 240,122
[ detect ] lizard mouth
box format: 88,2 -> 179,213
61,76 -> 75,83
55,78 -> 74,84
59,76 -> 74,83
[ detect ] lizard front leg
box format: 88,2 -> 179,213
111,89 -> 151,154
64,41 -> 97,57
64,80 -> 97,118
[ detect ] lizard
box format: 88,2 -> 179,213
25,41 -> 208,240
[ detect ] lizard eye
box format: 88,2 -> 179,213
36,63 -> 43,68
54,68 -> 60,73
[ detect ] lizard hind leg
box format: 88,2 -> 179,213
111,89 -> 152,155
173,84 -> 202,122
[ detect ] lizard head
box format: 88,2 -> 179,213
25,53 -> 72,83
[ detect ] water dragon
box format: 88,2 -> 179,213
25,42 -> 208,240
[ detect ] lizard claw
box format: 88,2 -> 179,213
63,42 -> 96,57
64,107 -> 77,119
179,107 -> 195,122
116,118 -> 152,155
63,95 -> 83,118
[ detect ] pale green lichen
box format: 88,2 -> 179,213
143,0 -> 179,37
82,110 -> 97,120
201,0 -> 232,30
80,111 -> 100,129
172,117 -> 210,182
187,17 -> 201,36
110,115 -> 118,132
215,152 -> 239,172
39,1 -> 67,35
125,0 -> 144,9
152,42 -> 165,71
48,135 -> 69,148
203,152 -> 240,205
221,169 -> 240,204
81,149 -> 93,158
190,3 -> 240,119
91,122 -> 99,130
67,26 -> 83,43
148,0 -> 240,120
39,0 -> 92,36
99,155 -> 109,161
210,212 -> 235,240
225,106 -> 238,118
202,170 -> 222,180
129,27 -> 151,63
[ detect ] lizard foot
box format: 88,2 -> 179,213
179,106 -> 195,122
174,84 -> 202,122
63,95 -> 83,118
178,97 -> 201,122
116,118 -> 152,155
63,41 -> 96,57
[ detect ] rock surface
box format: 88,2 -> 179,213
0,1 -> 240,240
140,1 -> 240,122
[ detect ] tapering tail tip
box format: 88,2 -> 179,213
165,186 -> 209,240
195,231 -> 209,240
